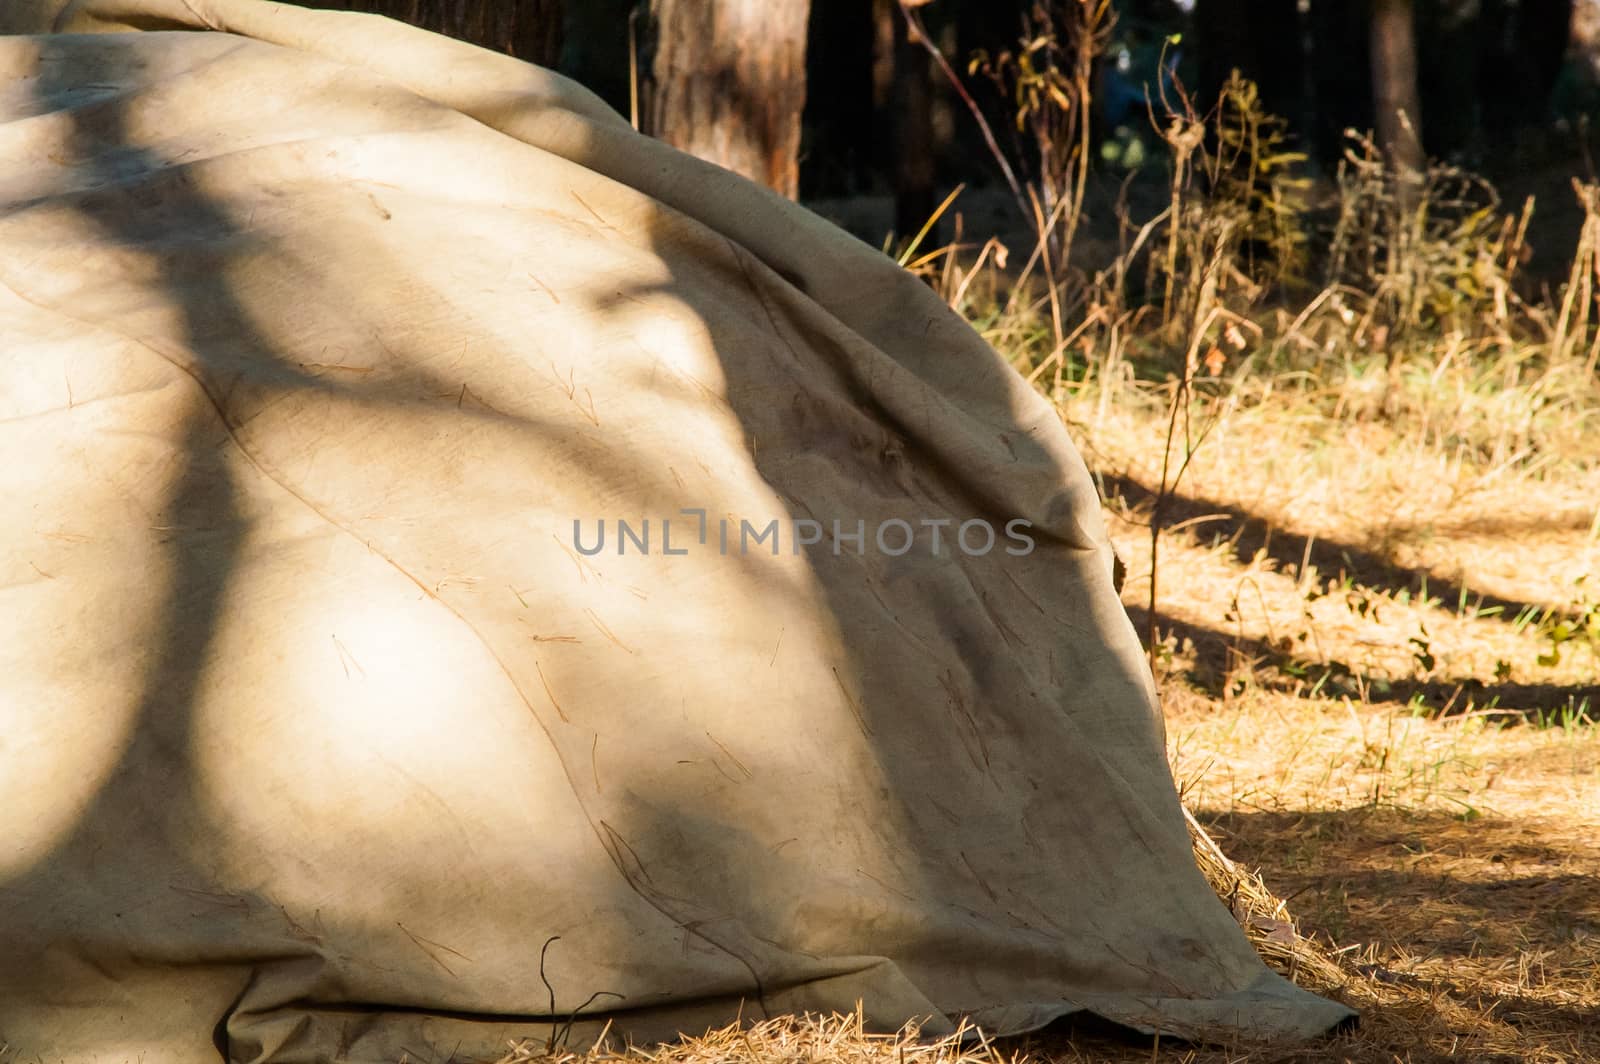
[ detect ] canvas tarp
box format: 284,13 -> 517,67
0,3 -> 1355,1060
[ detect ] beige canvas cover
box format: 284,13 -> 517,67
0,2 -> 1354,1060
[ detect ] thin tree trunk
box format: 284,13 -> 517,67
647,0 -> 811,199
1370,0 -> 1425,182
1577,0 -> 1600,83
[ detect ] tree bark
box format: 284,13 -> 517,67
1370,0 -> 1425,178
647,0 -> 812,200
299,0 -> 564,68
1577,0 -> 1600,84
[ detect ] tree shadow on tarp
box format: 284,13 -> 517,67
2,15 -> 1344,1062
7,23 -> 1017,1061
3,30 -> 727,1062
3,34 -> 305,1047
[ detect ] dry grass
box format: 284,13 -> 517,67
1085,397 -> 1600,716
1075,366 -> 1600,1060
499,1013 -> 1023,1064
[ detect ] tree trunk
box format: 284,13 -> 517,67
647,0 -> 811,199
1577,0 -> 1600,84
300,0 -> 564,68
1370,0 -> 1425,179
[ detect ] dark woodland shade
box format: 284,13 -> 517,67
296,0 -> 564,67
288,0 -> 1592,204
1195,0 -> 1576,164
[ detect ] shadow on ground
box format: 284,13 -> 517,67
1094,473 -> 1596,719
1198,808 -> 1600,966
1124,605 -> 1596,719
1098,472 -> 1581,628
